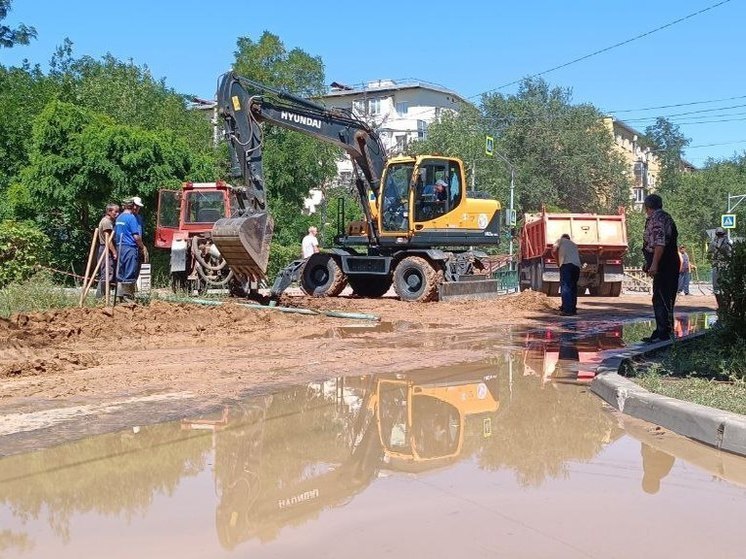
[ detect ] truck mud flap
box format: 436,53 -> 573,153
438,278 -> 502,301
211,212 -> 274,280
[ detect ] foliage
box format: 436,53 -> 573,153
624,207 -> 646,267
644,117 -> 691,191
717,240 -> 746,338
480,78 -> 630,214
267,243 -> 301,280
0,64 -> 58,206
0,220 -> 48,287
0,0 -> 36,48
19,99 -> 213,275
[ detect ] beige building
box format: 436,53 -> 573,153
603,117 -> 662,207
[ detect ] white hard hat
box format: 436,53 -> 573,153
132,196 -> 144,208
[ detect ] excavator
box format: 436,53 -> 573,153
210,71 -> 505,302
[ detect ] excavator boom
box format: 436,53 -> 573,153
212,72 -> 387,281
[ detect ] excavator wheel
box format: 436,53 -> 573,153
300,253 -> 348,297
348,274 -> 392,298
393,256 -> 443,302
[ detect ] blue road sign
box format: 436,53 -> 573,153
721,214 -> 736,229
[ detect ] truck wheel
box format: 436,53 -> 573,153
393,256 -> 442,302
348,274 -> 392,298
609,282 -> 622,297
543,282 -> 559,297
300,254 -> 347,297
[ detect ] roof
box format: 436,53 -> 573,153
321,78 -> 466,104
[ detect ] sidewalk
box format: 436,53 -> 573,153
591,333 -> 746,457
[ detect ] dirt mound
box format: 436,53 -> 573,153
5,300 -> 316,350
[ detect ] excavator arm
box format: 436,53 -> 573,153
212,71 -> 388,281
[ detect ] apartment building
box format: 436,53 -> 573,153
603,117 -> 662,207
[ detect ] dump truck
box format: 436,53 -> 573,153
518,208 -> 628,296
210,71 -> 506,302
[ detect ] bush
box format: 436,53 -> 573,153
0,220 -> 50,288
268,243 -> 301,280
718,240 -> 746,338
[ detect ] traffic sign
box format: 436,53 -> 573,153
722,214 -> 737,229
485,136 -> 494,156
505,208 -> 517,227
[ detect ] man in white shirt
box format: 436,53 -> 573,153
301,226 -> 320,259
552,233 -> 581,316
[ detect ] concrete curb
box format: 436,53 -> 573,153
591,331 -> 746,457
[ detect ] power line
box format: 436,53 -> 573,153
470,0 -> 734,99
621,102 -> 746,122
607,93 -> 746,114
686,139 -> 746,149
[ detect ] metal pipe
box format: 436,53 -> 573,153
161,295 -> 379,321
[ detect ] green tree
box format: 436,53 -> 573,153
644,117 -> 691,192
20,100 -> 211,273
0,0 -> 36,48
0,220 -> 48,287
480,78 -> 629,214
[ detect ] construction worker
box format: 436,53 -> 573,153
115,198 -> 149,302
641,194 -> 679,343
553,233 -> 581,316
301,226 -> 319,259
95,203 -> 119,298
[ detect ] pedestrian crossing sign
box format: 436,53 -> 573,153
721,214 -> 736,229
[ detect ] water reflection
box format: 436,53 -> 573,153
641,443 -> 675,494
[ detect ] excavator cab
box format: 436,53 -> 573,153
378,156 -> 466,236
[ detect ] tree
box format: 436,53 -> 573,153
0,0 -> 36,48
644,117 -> 691,192
481,78 -> 629,214
19,100 -> 212,272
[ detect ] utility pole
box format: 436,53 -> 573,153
491,151 -> 516,271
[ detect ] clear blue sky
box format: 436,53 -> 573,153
3,0 -> 745,167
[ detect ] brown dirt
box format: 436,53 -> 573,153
0,291 -> 716,406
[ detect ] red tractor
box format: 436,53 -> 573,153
155,181 -> 241,294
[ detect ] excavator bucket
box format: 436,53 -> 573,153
211,212 -> 274,280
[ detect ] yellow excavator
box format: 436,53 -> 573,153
211,72 -> 505,302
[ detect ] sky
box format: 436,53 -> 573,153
2,0 -> 746,167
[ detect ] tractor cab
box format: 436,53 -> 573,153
155,181 -> 241,294
155,181 -> 235,249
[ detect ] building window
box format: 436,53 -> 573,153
417,120 -> 427,139
352,100 -> 365,116
395,135 -> 407,152
395,102 -> 408,116
633,187 -> 645,204
368,98 -> 381,116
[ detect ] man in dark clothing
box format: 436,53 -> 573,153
641,194 -> 679,343
95,203 -> 119,298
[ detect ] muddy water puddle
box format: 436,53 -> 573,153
2,314 -> 743,559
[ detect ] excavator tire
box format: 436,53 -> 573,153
348,274 -> 392,298
393,256 -> 442,302
300,253 -> 347,297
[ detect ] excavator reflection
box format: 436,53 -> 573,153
181,371 -> 499,549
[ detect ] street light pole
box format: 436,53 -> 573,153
491,151 -> 516,271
